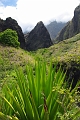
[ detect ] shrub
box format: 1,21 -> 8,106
0,29 -> 20,47
0,61 -> 80,120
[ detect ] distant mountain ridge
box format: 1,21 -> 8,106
0,18 -> 53,51
0,4 -> 80,51
46,21 -> 66,40
56,4 -> 80,42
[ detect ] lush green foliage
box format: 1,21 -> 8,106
31,33 -> 80,87
31,33 -> 80,63
0,61 -> 80,120
0,29 -> 20,47
0,33 -> 80,120
0,45 -> 35,88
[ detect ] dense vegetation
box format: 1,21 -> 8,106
32,33 -> 80,63
0,32 -> 80,119
0,62 -> 80,120
31,33 -> 80,89
0,29 -> 20,47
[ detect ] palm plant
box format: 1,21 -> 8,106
0,61 -> 80,120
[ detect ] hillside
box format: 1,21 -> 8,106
32,33 -> 80,62
0,44 -> 35,83
0,42 -> 80,119
0,33 -> 80,89
31,33 -> 80,88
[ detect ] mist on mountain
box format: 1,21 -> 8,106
46,21 -> 66,40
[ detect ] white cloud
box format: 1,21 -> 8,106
0,0 -> 80,32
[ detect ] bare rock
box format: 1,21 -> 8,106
25,21 -> 53,51
56,5 -> 80,42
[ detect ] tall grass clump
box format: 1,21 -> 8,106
0,61 -> 80,120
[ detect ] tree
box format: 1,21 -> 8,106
0,29 -> 20,47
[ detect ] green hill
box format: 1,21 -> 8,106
0,33 -> 80,88
31,33 -> 80,63
31,33 -> 80,88
0,44 -> 35,84
0,33 -> 80,119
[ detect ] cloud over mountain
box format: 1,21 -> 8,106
0,0 -> 80,32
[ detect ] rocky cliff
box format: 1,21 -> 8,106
0,17 -> 25,49
25,21 -> 53,51
56,5 -> 80,42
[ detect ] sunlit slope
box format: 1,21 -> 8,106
0,44 -> 35,81
32,33 -> 80,63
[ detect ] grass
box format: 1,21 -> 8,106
0,61 -> 80,120
31,33 -> 80,63
0,33 -> 80,119
0,44 -> 35,86
0,44 -> 34,65
30,33 -> 80,86
0,33 -> 80,84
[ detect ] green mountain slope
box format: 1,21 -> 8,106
0,33 -> 80,89
31,33 -> 80,88
32,33 -> 80,63
0,44 -> 35,83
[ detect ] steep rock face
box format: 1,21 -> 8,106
73,5 -> 80,33
25,21 -> 53,51
0,17 -> 25,49
56,5 -> 80,42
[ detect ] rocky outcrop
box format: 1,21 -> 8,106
56,5 -> 80,42
73,5 -> 80,33
0,17 -> 25,49
25,21 -> 53,51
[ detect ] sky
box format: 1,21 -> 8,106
0,0 -> 80,32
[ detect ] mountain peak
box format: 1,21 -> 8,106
25,21 -> 52,51
37,21 -> 44,25
55,4 -> 80,42
75,4 -> 80,11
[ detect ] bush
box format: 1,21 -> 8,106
0,29 -> 20,47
